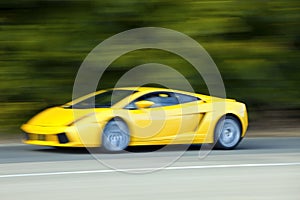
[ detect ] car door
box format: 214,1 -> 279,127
125,91 -> 184,144
127,92 -> 200,144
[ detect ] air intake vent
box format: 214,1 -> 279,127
57,133 -> 69,144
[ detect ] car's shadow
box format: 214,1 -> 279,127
33,144 -> 207,154
33,147 -> 90,154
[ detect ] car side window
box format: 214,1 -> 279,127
124,92 -> 179,109
174,93 -> 200,104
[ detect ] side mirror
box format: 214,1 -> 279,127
135,100 -> 154,109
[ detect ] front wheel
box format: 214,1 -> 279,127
101,119 -> 130,152
214,116 -> 242,150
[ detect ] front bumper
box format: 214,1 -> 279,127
21,124 -> 96,147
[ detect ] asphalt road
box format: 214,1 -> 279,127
0,137 -> 299,200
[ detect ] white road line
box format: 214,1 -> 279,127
1,162 -> 300,178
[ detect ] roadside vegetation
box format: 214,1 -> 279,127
0,0 -> 299,134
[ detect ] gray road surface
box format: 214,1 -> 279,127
0,137 -> 299,200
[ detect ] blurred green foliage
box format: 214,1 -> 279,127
0,0 -> 299,133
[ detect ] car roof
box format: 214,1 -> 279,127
109,87 -> 165,91
109,87 -> 192,93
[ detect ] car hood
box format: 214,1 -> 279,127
26,106 -> 105,126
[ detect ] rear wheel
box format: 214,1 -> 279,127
214,116 -> 241,150
101,119 -> 130,152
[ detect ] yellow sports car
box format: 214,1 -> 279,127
21,87 -> 248,151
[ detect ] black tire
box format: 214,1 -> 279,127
214,116 -> 242,150
101,118 -> 130,152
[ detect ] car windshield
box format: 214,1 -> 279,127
69,90 -> 136,109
